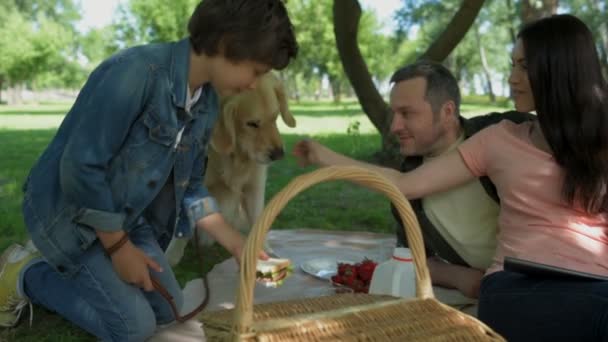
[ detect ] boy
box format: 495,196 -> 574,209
0,1 -> 298,340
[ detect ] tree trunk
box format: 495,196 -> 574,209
0,76 -> 3,104
333,0 -> 394,152
330,77 -> 342,103
418,0 -> 486,61
474,24 -> 496,103
290,74 -> 301,102
506,0 -> 517,43
520,0 -> 558,23
7,84 -> 24,105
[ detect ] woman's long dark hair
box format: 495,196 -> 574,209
519,14 -> 608,213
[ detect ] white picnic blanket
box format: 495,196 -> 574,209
149,229 -> 477,342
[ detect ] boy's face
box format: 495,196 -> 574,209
210,57 -> 271,97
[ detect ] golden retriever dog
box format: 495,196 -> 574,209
165,73 -> 295,266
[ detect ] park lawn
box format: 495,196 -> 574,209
0,99 -> 509,341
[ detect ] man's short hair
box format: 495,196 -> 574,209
390,60 -> 461,117
188,0 -> 298,70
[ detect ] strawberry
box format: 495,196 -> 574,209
331,275 -> 343,284
337,262 -> 348,276
342,273 -> 357,287
357,261 -> 376,283
343,264 -> 358,278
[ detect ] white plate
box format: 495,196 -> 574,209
300,257 -> 356,280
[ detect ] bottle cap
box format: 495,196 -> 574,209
392,247 -> 413,262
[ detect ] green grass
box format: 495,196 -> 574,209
0,104 -> 70,116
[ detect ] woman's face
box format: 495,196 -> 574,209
509,39 -> 536,112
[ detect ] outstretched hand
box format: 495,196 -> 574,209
292,138 -> 325,167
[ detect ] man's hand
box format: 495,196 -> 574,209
292,139 -> 329,167
426,256 -> 483,299
110,241 -> 162,291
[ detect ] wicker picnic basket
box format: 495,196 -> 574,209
199,166 -> 505,341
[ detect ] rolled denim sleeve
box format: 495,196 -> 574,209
182,146 -> 220,232
60,55 -> 152,232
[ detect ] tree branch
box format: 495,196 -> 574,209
419,0 -> 486,61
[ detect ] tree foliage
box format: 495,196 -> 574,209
0,1 -> 81,96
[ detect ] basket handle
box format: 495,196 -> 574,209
232,166 -> 434,338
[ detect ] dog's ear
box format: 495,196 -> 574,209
211,97 -> 238,154
272,75 -> 296,128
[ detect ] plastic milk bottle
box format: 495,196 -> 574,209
368,247 -> 416,298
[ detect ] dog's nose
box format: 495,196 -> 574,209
269,148 -> 285,161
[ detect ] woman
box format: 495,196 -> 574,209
293,14 -> 608,341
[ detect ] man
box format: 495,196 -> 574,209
293,61 -> 532,298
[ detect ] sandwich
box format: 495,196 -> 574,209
256,258 -> 293,288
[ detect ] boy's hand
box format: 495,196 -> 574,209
231,235 -> 269,266
198,213 -> 269,266
111,241 -> 162,291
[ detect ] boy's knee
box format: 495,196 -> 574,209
108,305 -> 157,342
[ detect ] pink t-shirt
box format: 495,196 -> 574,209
458,120 -> 608,276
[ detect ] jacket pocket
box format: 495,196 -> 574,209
126,111 -> 178,170
144,112 -> 177,146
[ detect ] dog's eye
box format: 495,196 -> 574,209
246,121 -> 260,129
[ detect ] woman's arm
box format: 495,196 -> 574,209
293,139 -> 476,199
396,151 -> 476,199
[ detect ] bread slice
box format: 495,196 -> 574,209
256,258 -> 293,287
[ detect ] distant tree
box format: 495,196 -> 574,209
113,0 -> 198,48
564,0 -> 608,77
0,0 -> 82,102
520,0 -> 559,23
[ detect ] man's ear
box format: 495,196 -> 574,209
211,97 -> 239,154
440,100 -> 457,120
272,75 -> 296,128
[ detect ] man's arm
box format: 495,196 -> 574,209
427,257 -> 484,298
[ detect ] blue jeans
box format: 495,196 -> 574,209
478,270 -> 608,342
19,222 -> 182,342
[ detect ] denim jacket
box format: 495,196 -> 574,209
22,38 -> 219,276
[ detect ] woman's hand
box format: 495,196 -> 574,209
292,139 -> 330,167
110,241 -> 162,291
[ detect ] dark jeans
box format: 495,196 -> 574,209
478,270 -> 608,342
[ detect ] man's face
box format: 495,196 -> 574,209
209,57 -> 271,97
389,77 -> 446,157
